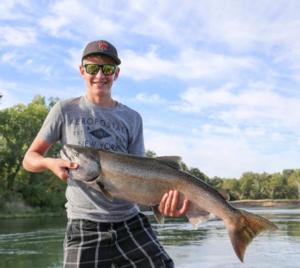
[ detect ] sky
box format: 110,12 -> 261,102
1,0 -> 300,178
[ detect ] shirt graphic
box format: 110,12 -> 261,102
69,116 -> 126,151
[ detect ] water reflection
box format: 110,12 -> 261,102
154,221 -> 210,246
0,208 -> 299,268
0,217 -> 66,268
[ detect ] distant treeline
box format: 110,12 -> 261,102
146,151 -> 300,200
0,96 -> 299,212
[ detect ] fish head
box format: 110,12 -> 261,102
60,144 -> 101,182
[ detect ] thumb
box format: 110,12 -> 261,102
67,161 -> 79,169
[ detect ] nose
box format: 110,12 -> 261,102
95,69 -> 106,78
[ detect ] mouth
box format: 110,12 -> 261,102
93,79 -> 108,85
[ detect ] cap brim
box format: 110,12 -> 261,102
82,52 -> 121,65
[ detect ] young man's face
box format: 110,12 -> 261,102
80,55 -> 119,99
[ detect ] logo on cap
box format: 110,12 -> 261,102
98,41 -> 109,51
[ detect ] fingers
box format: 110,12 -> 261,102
175,198 -> 189,217
60,161 -> 78,180
170,190 -> 179,217
60,169 -> 70,181
159,190 -> 189,217
48,158 -> 78,181
164,190 -> 174,216
159,192 -> 169,214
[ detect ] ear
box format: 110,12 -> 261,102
113,67 -> 120,81
79,65 -> 85,76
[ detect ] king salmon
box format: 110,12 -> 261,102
60,144 -> 278,262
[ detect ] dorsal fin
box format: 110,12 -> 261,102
218,189 -> 230,201
156,156 -> 182,170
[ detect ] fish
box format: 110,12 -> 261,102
60,144 -> 278,262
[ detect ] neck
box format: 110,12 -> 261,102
86,94 -> 116,108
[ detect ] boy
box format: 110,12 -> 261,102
23,40 -> 189,268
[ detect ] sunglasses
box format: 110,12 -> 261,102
83,64 -> 117,76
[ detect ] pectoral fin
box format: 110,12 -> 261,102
152,205 -> 165,224
85,177 -> 114,202
96,180 -> 114,201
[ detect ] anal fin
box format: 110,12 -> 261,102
186,202 -> 217,228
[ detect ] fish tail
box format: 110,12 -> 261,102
228,209 -> 278,262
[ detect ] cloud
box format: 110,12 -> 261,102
121,49 -> 173,80
134,93 -> 166,105
145,128 -> 300,178
172,83 -> 300,131
38,0 -> 123,39
0,26 -> 37,47
0,79 -> 23,108
0,0 -> 31,20
121,48 -> 258,81
0,50 -> 57,79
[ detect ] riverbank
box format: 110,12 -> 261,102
0,199 -> 66,219
1,199 -> 299,219
0,201 -> 65,219
0,210 -> 66,219
231,199 -> 300,208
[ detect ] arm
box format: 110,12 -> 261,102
23,137 -> 78,181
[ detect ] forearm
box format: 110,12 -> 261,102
22,151 -> 53,173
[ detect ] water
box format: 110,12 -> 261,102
0,207 -> 299,268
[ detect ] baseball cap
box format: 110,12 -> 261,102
82,40 -> 121,65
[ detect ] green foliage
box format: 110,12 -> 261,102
145,150 -> 156,158
0,96 -> 65,210
222,170 -> 300,200
188,168 -> 210,183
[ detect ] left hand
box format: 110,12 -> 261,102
159,190 -> 189,217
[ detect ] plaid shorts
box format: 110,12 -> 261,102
63,213 -> 174,268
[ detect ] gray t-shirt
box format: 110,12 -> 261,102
38,96 -> 145,222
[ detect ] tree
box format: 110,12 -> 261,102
222,178 -> 241,200
269,173 -> 288,199
239,172 -> 257,199
0,96 -> 48,192
0,96 -> 65,209
286,169 -> 300,199
187,167 -> 210,183
145,150 -> 156,158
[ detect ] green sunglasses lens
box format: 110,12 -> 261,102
102,64 -> 116,75
85,64 -> 101,75
84,64 -> 116,75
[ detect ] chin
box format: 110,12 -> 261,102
94,89 -> 110,97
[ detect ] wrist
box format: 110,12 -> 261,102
43,157 -> 55,171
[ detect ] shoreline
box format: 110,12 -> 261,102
231,199 -> 300,208
0,199 -> 299,219
0,210 -> 66,219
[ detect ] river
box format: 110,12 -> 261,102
0,207 -> 299,268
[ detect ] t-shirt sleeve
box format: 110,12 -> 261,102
37,101 -> 64,144
128,113 -> 145,156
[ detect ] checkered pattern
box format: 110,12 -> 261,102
63,213 -> 174,268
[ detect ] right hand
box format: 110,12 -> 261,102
46,158 -> 78,181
